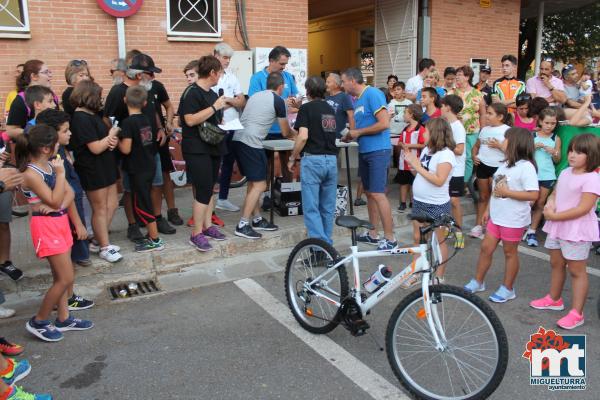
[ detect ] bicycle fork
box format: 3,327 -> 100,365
421,272 -> 449,351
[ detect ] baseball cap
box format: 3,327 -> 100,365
129,53 -> 162,73
480,65 -> 492,73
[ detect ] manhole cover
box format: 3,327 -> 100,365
109,280 -> 160,300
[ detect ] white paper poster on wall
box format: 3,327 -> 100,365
254,48 -> 308,96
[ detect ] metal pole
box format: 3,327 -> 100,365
117,17 -> 126,59
534,1 -> 544,76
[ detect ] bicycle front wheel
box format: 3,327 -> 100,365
386,285 -> 508,400
285,238 -> 349,334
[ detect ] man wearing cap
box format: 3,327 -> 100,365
491,55 -> 526,112
213,42 -> 246,213
103,53 -> 176,240
476,65 -> 493,106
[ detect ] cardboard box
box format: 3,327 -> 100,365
273,177 -> 303,217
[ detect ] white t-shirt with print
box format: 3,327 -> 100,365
478,124 -> 510,167
450,120 -> 466,177
387,99 -> 412,134
490,160 -> 539,228
413,147 -> 456,205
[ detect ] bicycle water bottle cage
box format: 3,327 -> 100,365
340,297 -> 370,336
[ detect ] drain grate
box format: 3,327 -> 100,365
109,280 -> 161,300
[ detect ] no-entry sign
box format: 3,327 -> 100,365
97,0 -> 143,18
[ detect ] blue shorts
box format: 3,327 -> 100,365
233,141 -> 267,182
358,149 -> 391,193
122,153 -> 163,191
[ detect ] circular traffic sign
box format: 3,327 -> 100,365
97,0 -> 143,18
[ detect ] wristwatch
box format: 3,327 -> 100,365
0,181 -> 5,194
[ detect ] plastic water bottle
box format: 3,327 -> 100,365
363,265 -> 392,293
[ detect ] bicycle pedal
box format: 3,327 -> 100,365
349,319 -> 370,337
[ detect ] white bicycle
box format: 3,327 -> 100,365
285,214 -> 508,400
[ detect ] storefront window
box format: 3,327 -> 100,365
166,0 -> 221,37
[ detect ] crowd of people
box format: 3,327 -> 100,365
0,45 -> 599,398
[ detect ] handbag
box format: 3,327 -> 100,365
198,121 -> 227,145
181,84 -> 226,145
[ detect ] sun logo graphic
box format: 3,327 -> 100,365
522,326 -> 586,391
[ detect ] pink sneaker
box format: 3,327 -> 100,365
529,295 -> 565,311
557,309 -> 584,330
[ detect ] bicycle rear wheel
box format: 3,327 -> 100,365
285,238 -> 349,334
386,285 -> 508,400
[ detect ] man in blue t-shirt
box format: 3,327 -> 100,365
248,46 -> 300,206
341,67 -> 396,250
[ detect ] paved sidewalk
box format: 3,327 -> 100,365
1,176 -> 476,306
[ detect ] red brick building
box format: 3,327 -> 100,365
0,0 -> 526,112
0,0 -> 308,112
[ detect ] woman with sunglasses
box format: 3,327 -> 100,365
513,94 -> 536,131
62,60 -> 92,116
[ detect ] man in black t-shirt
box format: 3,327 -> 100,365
288,76 -> 339,244
104,53 -> 175,240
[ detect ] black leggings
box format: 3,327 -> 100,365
183,153 -> 220,205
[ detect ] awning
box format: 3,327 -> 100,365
520,0 -> 597,19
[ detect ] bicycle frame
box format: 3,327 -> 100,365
302,231 -> 449,349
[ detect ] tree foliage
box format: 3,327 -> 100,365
518,2 -> 600,79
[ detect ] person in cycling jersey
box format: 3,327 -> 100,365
491,55 -> 525,113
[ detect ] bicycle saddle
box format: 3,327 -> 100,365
335,216 -> 374,230
408,213 -> 434,224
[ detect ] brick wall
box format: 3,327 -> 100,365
0,0 -> 308,113
429,0 -> 521,81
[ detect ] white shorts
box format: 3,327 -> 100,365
544,237 -> 592,261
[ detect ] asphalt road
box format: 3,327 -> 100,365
0,221 -> 598,400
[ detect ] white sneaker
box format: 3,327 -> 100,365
99,247 -> 123,263
0,306 -> 15,319
108,244 -> 121,252
216,199 -> 240,212
469,225 -> 484,239
90,242 -> 120,253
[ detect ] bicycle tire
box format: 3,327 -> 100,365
285,238 -> 349,334
386,284 -> 508,400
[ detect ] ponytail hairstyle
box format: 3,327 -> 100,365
425,118 -> 456,154
14,124 -> 58,171
489,102 -> 513,126
503,127 -> 536,169
17,60 -> 44,92
537,107 -> 558,131
422,87 -> 441,108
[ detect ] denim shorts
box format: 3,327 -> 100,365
358,149 -> 391,193
122,153 -> 163,191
